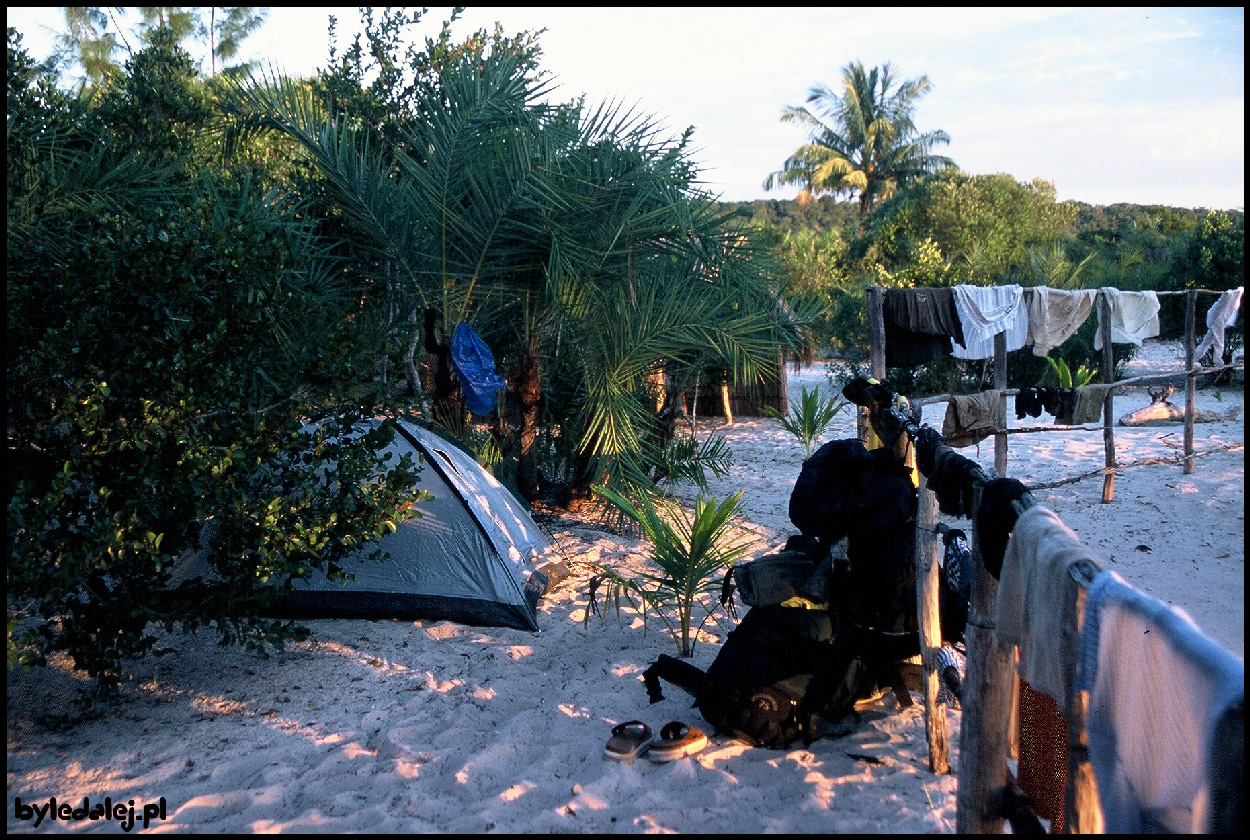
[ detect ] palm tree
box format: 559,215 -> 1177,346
764,60 -> 954,225
224,27 -> 804,503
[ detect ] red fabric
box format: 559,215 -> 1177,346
1017,679 -> 1068,833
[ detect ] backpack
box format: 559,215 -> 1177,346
719,534 -> 830,616
788,438 -> 920,636
642,604 -> 868,750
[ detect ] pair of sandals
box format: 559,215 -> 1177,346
603,720 -> 707,763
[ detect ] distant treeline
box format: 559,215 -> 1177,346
720,195 -> 1244,245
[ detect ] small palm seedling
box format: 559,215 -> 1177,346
763,386 -> 847,460
645,432 -> 734,494
587,487 -> 753,657
1044,356 -> 1097,388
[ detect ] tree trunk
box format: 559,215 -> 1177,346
516,341 -> 543,502
403,308 -> 425,409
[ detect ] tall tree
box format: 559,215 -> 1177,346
764,60 -> 954,225
223,12 -> 801,502
51,6 -> 266,88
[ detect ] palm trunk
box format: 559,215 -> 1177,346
516,341 -> 542,502
403,308 -> 425,408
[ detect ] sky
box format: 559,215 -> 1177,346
8,7 -> 1245,211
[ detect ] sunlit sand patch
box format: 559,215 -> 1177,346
394,759 -> 423,779
500,780 -> 536,802
569,786 -> 609,810
191,695 -> 249,716
342,742 -> 377,759
424,622 -> 463,640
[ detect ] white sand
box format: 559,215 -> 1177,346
7,341 -> 1243,834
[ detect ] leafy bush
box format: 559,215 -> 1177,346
6,30 -> 420,687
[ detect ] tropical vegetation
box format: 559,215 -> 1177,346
764,60 -> 955,224
7,13 -> 1243,686
764,386 -> 847,460
6,11 -> 806,685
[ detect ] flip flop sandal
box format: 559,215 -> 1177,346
647,721 -> 708,762
604,720 -> 654,762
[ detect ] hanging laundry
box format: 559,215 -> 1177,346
1069,384 -> 1112,425
1093,288 -> 1160,350
925,444 -> 980,517
950,284 -> 1028,360
450,322 -> 509,416
1016,679 -> 1069,833
1051,387 -> 1078,425
1026,287 -> 1098,358
883,287 -> 967,368
1015,387 -> 1044,420
996,505 -> 1102,710
941,390 -> 1005,448
1076,570 -> 1244,834
975,477 -> 1029,580
1193,286 -> 1244,364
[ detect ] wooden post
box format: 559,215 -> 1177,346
916,486 -> 950,774
956,508 -> 1014,834
1063,585 -> 1105,833
993,332 -> 1008,477
1184,289 -> 1197,475
861,286 -> 887,449
721,380 -> 734,426
1099,291 -> 1116,503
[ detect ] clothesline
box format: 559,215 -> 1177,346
1019,287 -> 1230,297
910,360 -> 1245,408
866,284 -> 1243,496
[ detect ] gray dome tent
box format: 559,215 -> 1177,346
269,418 -> 551,631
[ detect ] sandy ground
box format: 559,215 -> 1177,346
7,340 -> 1243,834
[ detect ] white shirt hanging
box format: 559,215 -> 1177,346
950,284 -> 1028,360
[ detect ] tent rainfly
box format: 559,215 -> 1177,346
269,418 -> 551,631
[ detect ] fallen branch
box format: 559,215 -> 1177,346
1119,383 -> 1241,425
1028,442 -> 1244,491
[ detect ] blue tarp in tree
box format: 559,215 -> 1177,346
451,322 -> 509,415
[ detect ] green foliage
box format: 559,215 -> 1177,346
7,28 -> 420,687
722,195 -> 860,239
644,433 -> 735,495
1186,210 -> 1245,292
1043,356 -> 1097,388
50,7 -> 268,88
764,387 -> 847,459
857,171 -> 1077,286
225,12 -> 803,507
587,489 -> 753,657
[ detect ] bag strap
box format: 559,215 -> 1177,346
642,654 -> 706,704
719,567 -> 739,619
